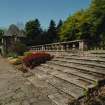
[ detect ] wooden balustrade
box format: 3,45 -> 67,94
29,40 -> 87,52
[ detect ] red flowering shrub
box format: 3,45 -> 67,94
23,52 -> 53,69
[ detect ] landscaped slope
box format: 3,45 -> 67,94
27,51 -> 105,105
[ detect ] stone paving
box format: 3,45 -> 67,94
1,51 -> 105,105
0,56 -> 52,105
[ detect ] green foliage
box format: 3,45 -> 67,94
57,20 -> 63,31
12,42 -> 27,55
59,0 -> 105,48
0,29 -> 4,44
83,89 -> 89,97
24,51 -> 33,56
7,52 -> 18,58
40,19 -> 63,44
47,20 -> 58,43
56,20 -> 63,41
25,19 -> 63,45
59,10 -> 92,41
25,19 -> 42,45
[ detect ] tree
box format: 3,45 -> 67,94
59,11 -> 83,41
89,0 -> 105,46
59,0 -> 105,48
41,30 -> 49,44
56,20 -> 63,41
25,19 -> 42,45
47,20 -> 58,43
57,20 -> 63,31
0,29 -> 4,44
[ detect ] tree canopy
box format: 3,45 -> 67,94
8,0 -> 105,48
25,19 -> 42,45
59,0 -> 105,47
0,29 -> 4,44
25,19 -> 62,45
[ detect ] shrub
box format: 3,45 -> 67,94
12,42 -> 27,55
23,52 -> 53,69
24,51 -> 33,56
7,52 -> 18,58
9,57 -> 22,65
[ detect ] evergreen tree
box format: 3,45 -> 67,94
59,0 -> 105,48
25,19 -> 42,45
0,29 -> 4,44
57,19 -> 63,31
56,20 -> 63,41
47,20 -> 57,43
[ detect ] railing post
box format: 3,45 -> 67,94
48,45 -> 50,51
79,40 -> 87,51
36,47 -> 37,51
37,47 -> 38,51
38,46 -> 40,51
66,44 -> 69,51
72,43 -> 76,50
56,44 -> 59,51
51,44 -> 54,51
58,43 -> 61,51
39,46 -> 41,51
46,45 -> 48,51
44,45 -> 46,51
42,45 -> 44,51
34,47 -> 36,51
61,44 -> 64,51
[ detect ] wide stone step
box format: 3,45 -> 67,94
48,93 -> 69,105
90,51 -> 105,54
48,60 -> 105,76
56,56 -> 105,64
41,63 -> 104,82
47,76 -> 84,99
85,51 -> 105,57
87,54 -> 105,58
33,67 -> 84,99
53,58 -> 105,69
27,70 -> 74,105
61,51 -> 105,58
38,66 -> 93,90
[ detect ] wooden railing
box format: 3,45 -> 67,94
29,40 -> 87,52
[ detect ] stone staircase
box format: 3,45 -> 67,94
27,51 -> 105,105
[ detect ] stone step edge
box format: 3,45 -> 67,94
56,56 -> 105,63
28,67 -> 84,99
48,93 -> 69,105
48,61 -> 105,76
24,64 -> 105,101
53,58 -> 105,69
38,66 -> 90,90
42,64 -> 98,88
41,64 -> 99,83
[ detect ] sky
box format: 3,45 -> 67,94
0,0 -> 91,29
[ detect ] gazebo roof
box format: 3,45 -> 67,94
4,24 -> 25,37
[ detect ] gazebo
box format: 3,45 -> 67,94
1,24 -> 26,55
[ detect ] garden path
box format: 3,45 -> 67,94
0,56 -> 52,105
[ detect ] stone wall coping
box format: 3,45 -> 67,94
30,40 -> 84,48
